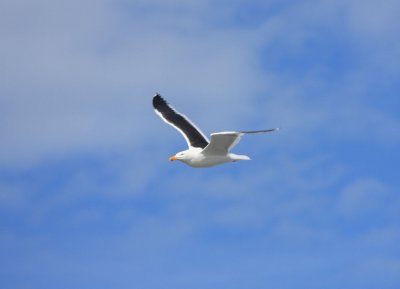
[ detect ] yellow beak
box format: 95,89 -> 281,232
169,156 -> 177,161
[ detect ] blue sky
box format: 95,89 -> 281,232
1,0 -> 399,288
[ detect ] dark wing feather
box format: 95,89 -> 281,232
152,94 -> 209,149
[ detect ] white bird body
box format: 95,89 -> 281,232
152,94 -> 278,168
174,146 -> 250,168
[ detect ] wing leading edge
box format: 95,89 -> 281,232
152,94 -> 209,149
202,129 -> 279,155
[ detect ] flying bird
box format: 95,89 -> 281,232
153,94 -> 278,168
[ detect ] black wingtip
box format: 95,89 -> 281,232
153,93 -> 162,100
153,93 -> 167,109
239,128 -> 280,134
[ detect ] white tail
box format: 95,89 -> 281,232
230,154 -> 251,161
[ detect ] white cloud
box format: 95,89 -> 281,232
0,0 -> 268,169
1,0 -> 399,170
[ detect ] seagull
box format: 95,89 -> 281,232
153,94 -> 279,168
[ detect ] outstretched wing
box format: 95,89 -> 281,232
152,94 -> 209,149
202,129 -> 279,155
202,132 -> 242,155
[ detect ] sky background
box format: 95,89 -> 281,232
1,0 -> 400,288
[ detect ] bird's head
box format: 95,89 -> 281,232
169,150 -> 189,162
